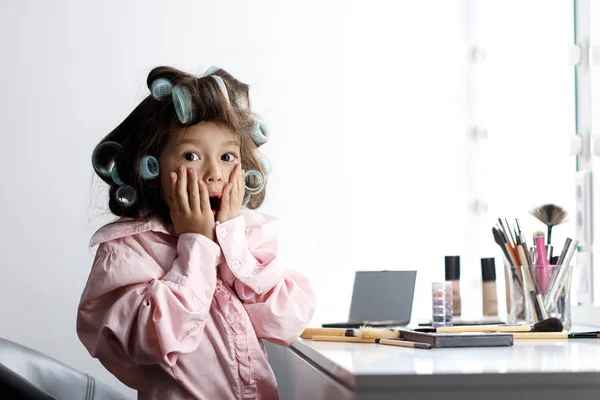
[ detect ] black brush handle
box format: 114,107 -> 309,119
568,332 -> 600,338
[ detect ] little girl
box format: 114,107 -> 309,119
77,65 -> 316,399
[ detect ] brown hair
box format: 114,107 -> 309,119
95,66 -> 267,224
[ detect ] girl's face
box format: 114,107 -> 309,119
159,121 -> 241,210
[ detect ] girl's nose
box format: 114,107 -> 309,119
204,160 -> 223,183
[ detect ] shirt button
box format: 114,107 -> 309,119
205,289 -> 213,299
231,261 -> 241,270
218,228 -> 227,238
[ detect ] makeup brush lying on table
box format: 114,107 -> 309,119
415,317 -> 563,334
300,327 -> 402,340
301,327 -> 433,349
511,331 -> 600,339
309,336 -> 433,349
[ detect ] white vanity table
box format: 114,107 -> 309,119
265,325 -> 600,400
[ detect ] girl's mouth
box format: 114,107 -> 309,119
209,196 -> 221,215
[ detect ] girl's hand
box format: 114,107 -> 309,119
170,166 -> 215,240
216,163 -> 245,223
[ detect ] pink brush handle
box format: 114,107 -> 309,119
534,236 -> 551,294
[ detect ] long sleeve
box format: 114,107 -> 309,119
76,233 -> 220,369
216,215 -> 316,346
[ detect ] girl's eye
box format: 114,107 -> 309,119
184,152 -> 199,161
222,153 -> 236,162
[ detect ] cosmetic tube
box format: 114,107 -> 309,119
481,258 -> 498,316
445,256 -> 461,316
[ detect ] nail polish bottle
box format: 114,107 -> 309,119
481,257 -> 498,316
445,256 -> 461,316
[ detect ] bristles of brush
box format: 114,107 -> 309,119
529,204 -> 568,227
533,317 -> 563,332
533,230 -> 545,239
358,326 -> 402,339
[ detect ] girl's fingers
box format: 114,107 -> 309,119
238,168 -> 246,204
176,166 -> 190,214
229,165 -> 238,202
221,183 -> 232,213
169,171 -> 178,211
231,164 -> 242,202
198,179 -> 211,215
188,168 -> 200,213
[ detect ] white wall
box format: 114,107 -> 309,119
0,1 -> 576,397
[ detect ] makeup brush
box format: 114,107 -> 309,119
358,326 -> 403,339
569,331 -> 600,338
544,238 -> 578,309
515,218 -> 524,239
425,317 -> 563,333
517,244 -> 548,322
494,227 -> 520,267
492,227 -> 514,265
529,204 -> 568,249
511,332 -> 568,339
512,331 -> 600,339
300,328 -> 355,339
499,218 -> 515,247
310,336 -> 433,349
311,336 -> 377,343
300,327 -> 403,340
492,228 -> 523,294
511,331 -> 600,339
503,218 -> 517,246
375,338 -> 433,349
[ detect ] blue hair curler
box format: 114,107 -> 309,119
92,141 -> 122,178
204,65 -> 220,76
150,78 -> 173,100
242,193 -> 251,207
115,184 -> 137,207
251,120 -> 269,146
210,75 -> 230,103
111,167 -> 123,186
173,85 -> 195,124
140,155 -> 160,179
244,169 -> 265,195
258,156 -> 272,176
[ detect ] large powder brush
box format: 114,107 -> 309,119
529,204 -> 568,246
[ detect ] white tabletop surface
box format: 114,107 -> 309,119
292,325 -> 600,390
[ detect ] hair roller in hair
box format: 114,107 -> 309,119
115,184 -> 137,207
210,75 -> 230,102
258,156 -> 271,176
244,169 -> 265,195
139,155 -> 160,180
251,120 -> 269,146
173,85 -> 195,124
242,193 -> 251,207
92,141 -> 122,179
111,167 -> 123,185
150,77 -> 173,100
204,65 -> 220,76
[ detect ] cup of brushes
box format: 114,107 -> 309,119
492,204 -> 576,330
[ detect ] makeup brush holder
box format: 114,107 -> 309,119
532,264 -> 573,330
507,265 -> 530,325
510,264 -> 573,330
